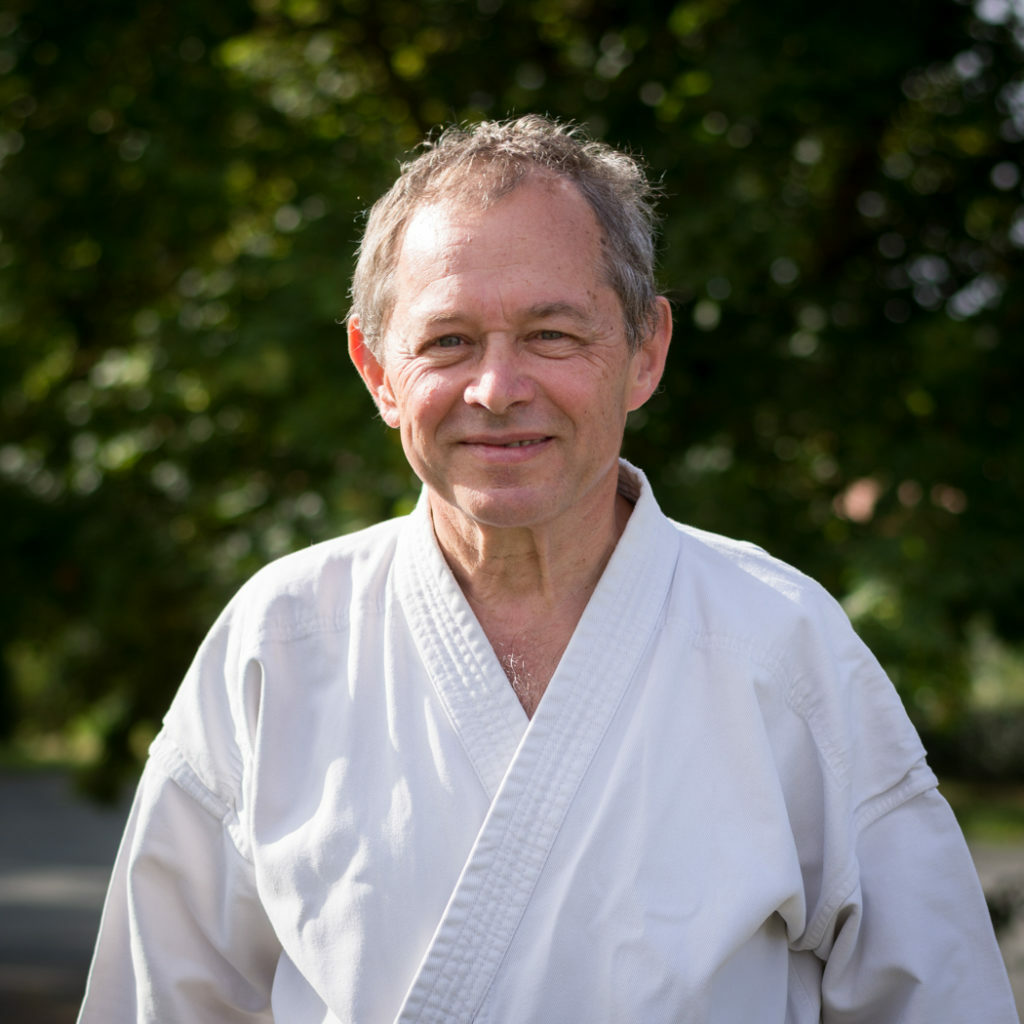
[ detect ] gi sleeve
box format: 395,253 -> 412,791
820,785 -> 1018,1023
775,574 -> 1018,1022
77,739 -> 280,1023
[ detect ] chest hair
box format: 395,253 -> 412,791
491,627 -> 570,718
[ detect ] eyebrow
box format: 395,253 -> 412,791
524,301 -> 596,325
419,301 -> 597,330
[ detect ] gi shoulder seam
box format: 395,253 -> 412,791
148,733 -> 237,826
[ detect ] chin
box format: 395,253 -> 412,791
447,487 -> 558,530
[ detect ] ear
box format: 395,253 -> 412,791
625,296 -> 672,412
348,316 -> 400,428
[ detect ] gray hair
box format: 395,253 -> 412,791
348,115 -> 661,356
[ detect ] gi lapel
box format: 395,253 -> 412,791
395,491 -> 529,801
394,465 -> 680,1024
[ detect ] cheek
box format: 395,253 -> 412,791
566,372 -> 633,427
393,373 -> 458,436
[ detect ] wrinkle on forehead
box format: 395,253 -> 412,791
400,186 -> 602,282
404,175 -> 600,253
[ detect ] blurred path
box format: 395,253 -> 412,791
971,839 -> 1024,1018
1,771 -> 1021,1023
0,771 -> 131,1024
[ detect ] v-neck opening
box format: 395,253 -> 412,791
391,461 -> 678,803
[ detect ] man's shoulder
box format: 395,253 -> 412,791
228,514 -> 410,639
671,520 -> 818,602
264,514 -> 408,575
629,462 -> 827,614
663,518 -> 849,647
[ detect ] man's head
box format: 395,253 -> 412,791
347,122 -> 672,537
349,114 -> 661,358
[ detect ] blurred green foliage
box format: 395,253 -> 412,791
1,0 -> 1022,792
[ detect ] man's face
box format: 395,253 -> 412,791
351,175 -> 669,535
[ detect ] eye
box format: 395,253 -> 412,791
434,335 -> 464,349
537,330 -> 565,341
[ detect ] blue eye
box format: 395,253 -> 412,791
435,335 -> 463,348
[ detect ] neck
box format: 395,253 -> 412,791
429,489 -> 632,615
428,476 -> 635,717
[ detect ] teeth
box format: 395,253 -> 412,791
505,439 -> 541,447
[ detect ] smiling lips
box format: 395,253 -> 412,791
458,434 -> 552,446
460,435 -> 552,451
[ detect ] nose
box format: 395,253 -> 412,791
463,344 -> 534,414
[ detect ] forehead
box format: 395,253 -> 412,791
391,177 -> 610,319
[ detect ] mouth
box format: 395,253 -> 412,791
461,435 -> 551,447
459,435 -> 553,456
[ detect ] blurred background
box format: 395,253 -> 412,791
1,0 -> 1022,1018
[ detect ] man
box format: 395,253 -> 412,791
79,116 -> 1017,1022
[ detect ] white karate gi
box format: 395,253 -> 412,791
79,462 -> 1017,1024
